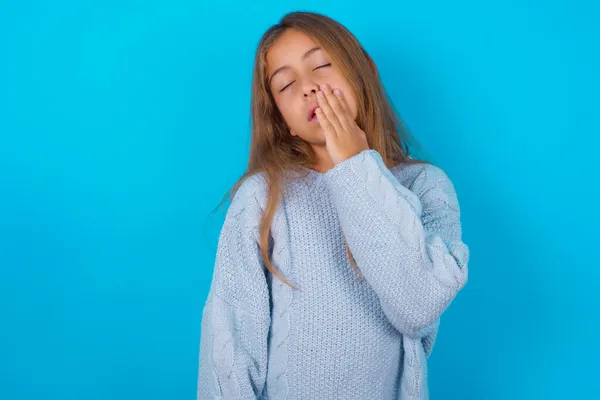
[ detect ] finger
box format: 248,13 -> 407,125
333,88 -> 352,120
334,88 -> 364,140
315,107 -> 337,141
323,86 -> 352,134
331,88 -> 355,133
317,90 -> 343,135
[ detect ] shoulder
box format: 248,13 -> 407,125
391,161 -> 461,213
231,171 -> 268,204
227,171 -> 269,219
390,160 -> 451,190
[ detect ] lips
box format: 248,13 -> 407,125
307,104 -> 318,121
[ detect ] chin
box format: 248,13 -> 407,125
296,131 -> 325,145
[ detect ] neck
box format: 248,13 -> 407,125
310,144 -> 334,173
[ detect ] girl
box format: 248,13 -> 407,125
197,11 -> 469,400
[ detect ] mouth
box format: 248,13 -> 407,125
307,105 -> 318,122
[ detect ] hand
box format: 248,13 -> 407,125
315,83 -> 370,165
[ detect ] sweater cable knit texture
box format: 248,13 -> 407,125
197,149 -> 469,399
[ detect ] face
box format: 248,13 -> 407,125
266,29 -> 358,144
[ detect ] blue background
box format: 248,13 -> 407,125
1,1 -> 598,398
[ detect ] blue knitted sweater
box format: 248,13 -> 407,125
197,149 -> 469,399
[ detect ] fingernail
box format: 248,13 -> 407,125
317,91 -> 324,97
334,89 -> 341,95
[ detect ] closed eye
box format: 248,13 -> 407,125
279,63 -> 332,93
279,81 -> 293,93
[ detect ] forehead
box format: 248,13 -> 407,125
266,29 -> 320,73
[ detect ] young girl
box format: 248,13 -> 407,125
197,11 -> 469,400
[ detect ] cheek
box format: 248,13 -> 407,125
279,98 -> 303,121
274,100 -> 298,125
278,102 -> 292,121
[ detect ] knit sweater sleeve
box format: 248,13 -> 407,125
197,174 -> 271,400
323,149 -> 469,339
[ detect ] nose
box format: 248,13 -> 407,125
303,82 -> 319,97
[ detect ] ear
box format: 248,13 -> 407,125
290,129 -> 297,137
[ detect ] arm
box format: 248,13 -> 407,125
323,149 -> 469,339
197,175 -> 271,400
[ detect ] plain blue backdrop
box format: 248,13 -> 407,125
1,1 -> 598,399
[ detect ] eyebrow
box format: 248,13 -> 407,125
268,46 -> 322,86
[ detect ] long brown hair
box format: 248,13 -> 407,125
211,11 -> 433,290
